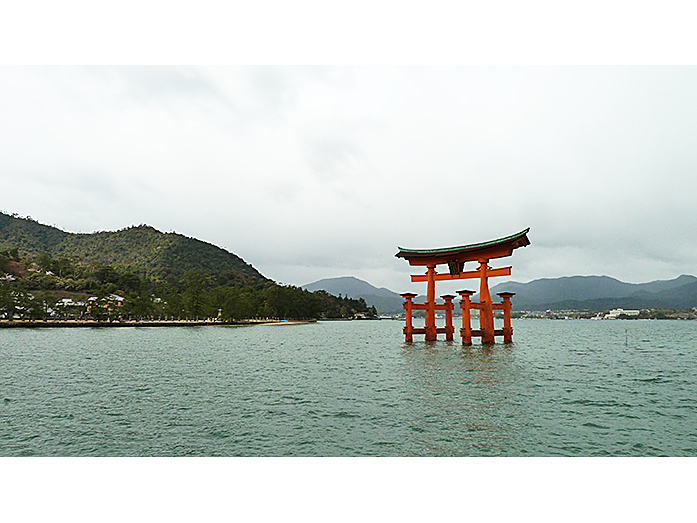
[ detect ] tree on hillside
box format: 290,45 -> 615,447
118,271 -> 143,293
181,270 -> 208,319
95,265 -> 120,285
162,290 -> 186,320
36,252 -> 53,272
0,282 -> 17,318
124,291 -> 155,319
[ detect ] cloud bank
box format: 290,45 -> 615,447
2,66 -> 697,292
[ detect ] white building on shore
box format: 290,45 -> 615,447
593,308 -> 641,320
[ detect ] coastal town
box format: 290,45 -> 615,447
510,307 -> 697,320
382,307 -> 697,322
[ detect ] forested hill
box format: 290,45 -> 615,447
0,212 -> 269,288
1,212 -> 378,321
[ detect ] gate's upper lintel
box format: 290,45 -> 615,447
395,228 -> 530,266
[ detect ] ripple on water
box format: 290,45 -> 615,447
1,320 -> 697,456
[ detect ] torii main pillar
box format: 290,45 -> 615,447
396,229 -> 530,344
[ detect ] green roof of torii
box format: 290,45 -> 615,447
396,228 -> 531,263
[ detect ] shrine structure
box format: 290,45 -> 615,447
396,228 -> 530,344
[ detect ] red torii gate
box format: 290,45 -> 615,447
395,228 -> 530,344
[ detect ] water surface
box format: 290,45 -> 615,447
1,320 -> 695,456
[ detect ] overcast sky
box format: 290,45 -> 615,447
3,65 -> 697,293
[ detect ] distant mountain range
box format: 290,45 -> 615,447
304,274 -> 697,313
490,275 -> 697,311
302,276 -> 406,314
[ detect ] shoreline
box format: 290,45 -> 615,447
0,319 -> 316,328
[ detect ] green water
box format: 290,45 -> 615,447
1,319 -> 695,456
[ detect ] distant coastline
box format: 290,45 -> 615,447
0,319 -> 316,328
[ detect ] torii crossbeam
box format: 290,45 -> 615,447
396,228 -> 530,344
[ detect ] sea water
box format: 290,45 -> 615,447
1,319 -> 696,456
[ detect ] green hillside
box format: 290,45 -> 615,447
0,212 -> 377,322
0,212 -> 67,252
0,212 -> 269,288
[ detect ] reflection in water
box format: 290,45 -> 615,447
400,342 -> 526,456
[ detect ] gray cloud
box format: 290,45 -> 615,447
2,66 -> 697,291
305,133 -> 363,180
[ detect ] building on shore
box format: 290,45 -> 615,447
593,308 -> 641,320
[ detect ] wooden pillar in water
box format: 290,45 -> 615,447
497,292 -> 515,343
401,293 -> 417,342
442,294 -> 455,341
424,264 -> 437,341
458,290 -> 475,346
478,260 -> 495,344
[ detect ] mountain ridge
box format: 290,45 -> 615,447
302,276 -> 406,314
305,274 -> 697,313
0,212 -> 270,288
489,274 -> 697,311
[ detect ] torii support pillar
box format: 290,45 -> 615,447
424,265 -> 437,341
401,293 -> 417,342
497,292 -> 515,343
400,292 -> 455,342
442,294 -> 455,341
457,290 -> 475,346
477,260 -> 496,344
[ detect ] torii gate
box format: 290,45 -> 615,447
395,228 -> 530,344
